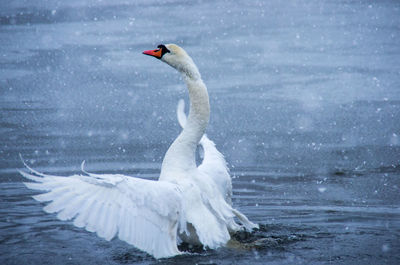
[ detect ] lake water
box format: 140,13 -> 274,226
1,0 -> 399,264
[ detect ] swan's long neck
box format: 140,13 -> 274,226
159,63 -> 210,180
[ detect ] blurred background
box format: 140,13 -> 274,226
1,0 -> 399,264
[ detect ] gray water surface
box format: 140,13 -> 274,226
1,0 -> 400,264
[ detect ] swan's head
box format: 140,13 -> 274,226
143,44 -> 200,79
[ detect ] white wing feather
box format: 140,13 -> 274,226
20,166 -> 182,259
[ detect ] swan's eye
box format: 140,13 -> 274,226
157,44 -> 171,55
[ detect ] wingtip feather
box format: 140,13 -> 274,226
19,169 -> 44,183
81,160 -> 89,175
18,154 -> 50,177
232,209 -> 259,231
23,181 -> 48,191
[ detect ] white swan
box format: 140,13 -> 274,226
20,44 -> 258,259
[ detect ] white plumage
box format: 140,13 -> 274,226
20,164 -> 182,259
20,44 -> 258,259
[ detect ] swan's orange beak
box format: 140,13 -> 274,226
143,48 -> 162,59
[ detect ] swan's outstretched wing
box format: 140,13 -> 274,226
177,99 -> 232,204
19,163 -> 182,259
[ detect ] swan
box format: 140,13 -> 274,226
20,44 -> 258,259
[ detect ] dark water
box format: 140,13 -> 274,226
1,0 -> 400,264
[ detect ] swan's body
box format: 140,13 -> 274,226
20,44 -> 258,259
